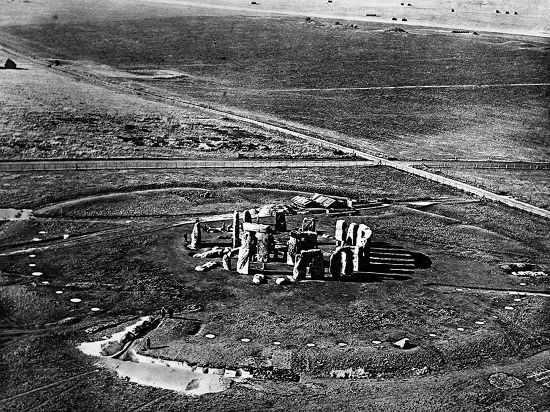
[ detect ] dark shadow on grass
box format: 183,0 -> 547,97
350,273 -> 413,282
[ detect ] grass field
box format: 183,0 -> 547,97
1,1 -> 549,410
1,173 -> 548,410
0,167 -> 461,209
4,15 -> 548,161
0,59 -> 331,160
438,168 -> 550,209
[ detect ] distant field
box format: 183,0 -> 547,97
3,15 -> 548,161
438,168 -> 550,209
136,0 -> 550,37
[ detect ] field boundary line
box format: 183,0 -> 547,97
263,83 -> 550,93
0,159 -> 374,171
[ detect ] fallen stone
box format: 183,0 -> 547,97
500,262 -> 534,273
413,366 -> 430,376
488,373 -> 525,390
393,338 -> 412,349
252,274 -> 265,284
195,261 -> 218,272
275,277 -> 295,285
242,222 -> 272,233
513,271 -> 547,277
193,246 -> 224,258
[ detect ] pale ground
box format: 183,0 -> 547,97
138,0 -> 550,37
1,0 -> 549,36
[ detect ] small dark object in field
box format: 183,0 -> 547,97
402,18 -> 408,21
251,1 -> 257,4
452,30 -> 470,34
305,17 -> 311,22
335,21 -> 341,25
505,11 -> 509,14
496,10 -> 500,13
366,13 -> 377,17
54,59 -> 60,66
514,11 -> 518,15
386,27 -> 407,33
392,17 -> 397,21
4,58 -> 17,69
451,8 -> 454,12
407,3 -> 412,6
52,14 -> 58,20
401,2 -> 404,5
328,0 -> 332,3
473,31 -> 479,35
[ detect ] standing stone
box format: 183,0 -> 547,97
353,224 -> 373,272
222,252 -> 232,271
329,249 -> 342,278
274,211 -> 287,232
256,233 -> 270,264
267,233 -> 276,259
345,223 -> 359,246
301,217 -> 316,232
243,210 -> 252,223
330,247 -> 353,278
287,231 -> 299,265
334,219 -> 348,246
301,231 -> 318,250
236,232 -> 254,275
292,253 -> 308,280
341,247 -> 354,276
275,243 -> 287,262
232,211 -> 241,248
190,222 -> 201,249
309,249 -> 325,279
293,249 -> 324,280
4,58 -> 17,70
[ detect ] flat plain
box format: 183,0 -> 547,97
0,1 -> 549,411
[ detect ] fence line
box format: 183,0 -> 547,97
419,162 -> 550,170
0,159 -> 374,172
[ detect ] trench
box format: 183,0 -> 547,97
78,317 -> 251,396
